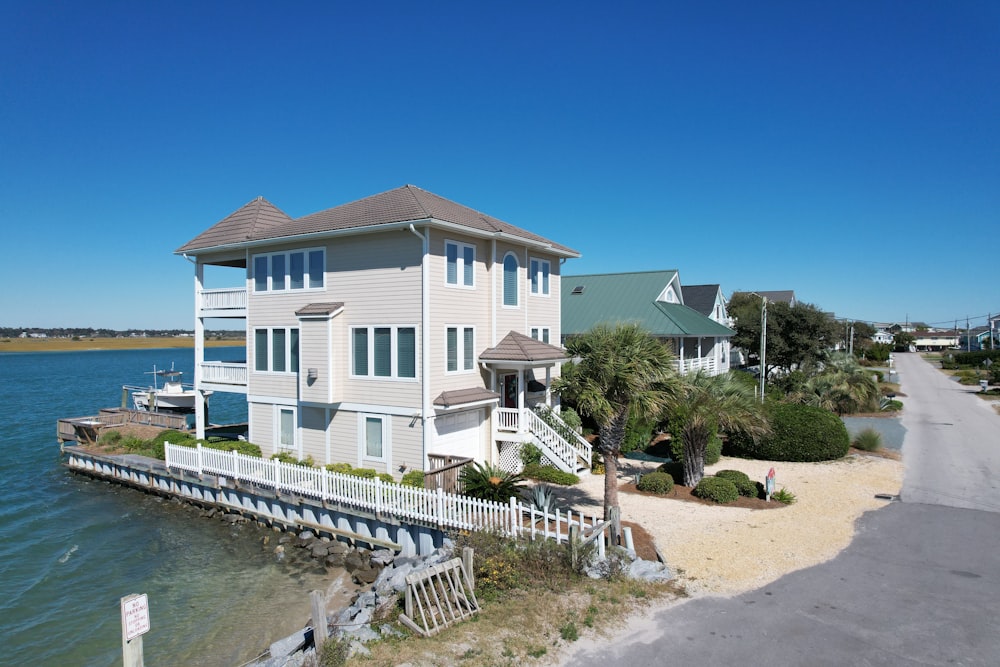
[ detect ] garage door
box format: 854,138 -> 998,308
432,409 -> 484,459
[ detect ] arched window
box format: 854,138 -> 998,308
503,253 -> 519,307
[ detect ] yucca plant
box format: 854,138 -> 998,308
459,462 -> 525,502
525,483 -> 555,512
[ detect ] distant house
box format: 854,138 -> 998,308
912,330 -> 960,351
731,290 -> 797,307
176,185 -> 590,478
561,270 -> 734,376
872,323 -> 895,345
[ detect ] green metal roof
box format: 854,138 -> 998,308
562,271 -> 735,338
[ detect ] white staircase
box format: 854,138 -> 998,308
524,409 -> 591,475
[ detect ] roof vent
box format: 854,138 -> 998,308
571,285 -> 585,295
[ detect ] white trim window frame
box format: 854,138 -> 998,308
529,326 -> 551,345
253,327 -> 300,374
445,325 -> 476,374
275,405 -> 298,455
350,325 -> 418,380
358,413 -> 390,464
502,252 -> 519,308
529,257 -> 550,296
444,239 -> 476,289
252,247 -> 325,293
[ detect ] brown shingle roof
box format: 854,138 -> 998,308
433,387 -> 501,408
479,331 -> 568,363
176,197 -> 293,253
176,185 -> 578,256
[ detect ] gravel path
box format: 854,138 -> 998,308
553,453 -> 903,596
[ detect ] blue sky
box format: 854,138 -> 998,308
2,1 -> 997,331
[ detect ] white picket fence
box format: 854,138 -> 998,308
164,442 -> 606,550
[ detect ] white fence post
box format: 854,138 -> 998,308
274,457 -> 281,491
165,442 -> 172,468
509,497 -> 518,537
196,442 -> 203,473
374,477 -> 383,515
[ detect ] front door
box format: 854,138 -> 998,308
502,373 -> 518,409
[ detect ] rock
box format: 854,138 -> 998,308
344,550 -> 367,573
370,549 -> 394,566
627,558 -> 673,583
325,553 -> 346,568
311,542 -> 331,559
224,513 -> 246,524
269,627 -> 312,660
328,540 -> 350,555
297,531 -> 316,548
279,534 -> 294,544
353,564 -> 380,585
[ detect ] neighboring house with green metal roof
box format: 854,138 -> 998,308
561,270 -> 735,376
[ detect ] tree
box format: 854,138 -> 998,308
785,352 -> 881,415
893,331 -> 915,352
668,371 -> 769,487
553,324 -> 678,538
729,293 -> 839,375
851,321 -> 876,356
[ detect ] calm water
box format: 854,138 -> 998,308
0,348 -> 335,666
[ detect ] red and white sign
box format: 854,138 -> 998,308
121,594 -> 150,641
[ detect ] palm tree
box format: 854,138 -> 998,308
670,371 -> 769,487
553,323 -> 678,538
787,352 -> 881,415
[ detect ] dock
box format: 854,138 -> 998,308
57,407 -> 246,446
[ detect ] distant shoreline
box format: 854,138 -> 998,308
0,337 -> 244,353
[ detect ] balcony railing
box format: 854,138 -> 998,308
199,361 -> 248,386
199,288 -> 247,314
675,356 -> 719,376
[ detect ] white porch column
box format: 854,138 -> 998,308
544,366 -> 552,407
194,261 -> 206,439
678,339 -> 686,376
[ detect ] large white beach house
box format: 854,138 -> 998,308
176,186 -> 588,479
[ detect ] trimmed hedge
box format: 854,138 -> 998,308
400,470 -> 425,487
724,402 -> 849,462
715,469 -> 758,498
692,477 -> 739,504
636,471 -> 674,494
521,463 -> 580,486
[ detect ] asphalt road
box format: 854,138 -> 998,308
562,353 -> 1000,667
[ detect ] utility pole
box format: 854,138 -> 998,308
967,317 -> 971,352
759,296 -> 767,403
849,321 -> 854,356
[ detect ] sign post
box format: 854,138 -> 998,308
765,468 -> 776,502
121,593 -> 150,667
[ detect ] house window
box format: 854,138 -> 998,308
446,326 -> 475,373
277,406 -> 296,452
445,240 -> 475,288
503,253 -> 519,307
360,414 -> 389,463
530,327 -> 551,344
254,328 -> 299,373
351,326 -> 417,379
251,248 -> 325,293
530,258 -> 550,295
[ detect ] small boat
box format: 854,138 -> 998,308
125,364 -> 212,414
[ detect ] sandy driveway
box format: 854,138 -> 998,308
552,452 -> 903,596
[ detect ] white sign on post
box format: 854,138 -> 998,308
122,593 -> 150,641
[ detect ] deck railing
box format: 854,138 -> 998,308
675,356 -> 718,375
199,287 -> 247,313
164,442 -> 605,546
495,408 -> 519,432
425,454 -> 474,494
199,361 -> 248,386
525,409 -> 592,472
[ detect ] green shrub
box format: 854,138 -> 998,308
656,461 -> 685,485
520,442 -> 543,467
400,469 -> 425,487
715,469 -> 757,497
724,402 -> 849,462
150,429 -> 197,449
202,439 -> 261,457
559,407 -> 582,433
591,452 -> 605,475
852,428 -> 882,451
460,462 -> 525,502
692,477 -> 739,504
636,471 -> 674,494
325,462 -> 353,475
348,468 -> 378,479
378,472 -> 395,483
880,399 -> 903,412
270,452 -> 314,467
98,429 -> 122,445
772,487 -> 797,504
622,413 -> 655,453
522,463 -> 580,486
